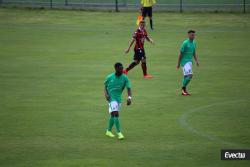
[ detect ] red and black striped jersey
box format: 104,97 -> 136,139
132,28 -> 148,51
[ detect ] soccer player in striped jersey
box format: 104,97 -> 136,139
124,20 -> 154,78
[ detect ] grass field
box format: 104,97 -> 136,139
3,0 -> 250,5
0,8 -> 250,167
4,0 -> 249,4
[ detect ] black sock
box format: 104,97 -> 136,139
141,62 -> 147,76
150,19 -> 153,30
126,62 -> 137,71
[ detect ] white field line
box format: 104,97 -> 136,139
178,99 -> 250,147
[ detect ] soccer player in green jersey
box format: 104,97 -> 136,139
104,62 -> 132,140
177,30 -> 200,96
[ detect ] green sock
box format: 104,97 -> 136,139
182,76 -> 192,87
108,116 -> 114,131
114,117 -> 121,133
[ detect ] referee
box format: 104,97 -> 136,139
141,0 -> 156,30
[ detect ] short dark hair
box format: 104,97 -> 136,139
188,30 -> 196,34
114,62 -> 123,69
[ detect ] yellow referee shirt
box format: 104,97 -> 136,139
141,0 -> 156,7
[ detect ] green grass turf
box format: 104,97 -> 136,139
4,0 -> 250,4
0,8 -> 250,167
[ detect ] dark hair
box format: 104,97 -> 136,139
114,62 -> 123,69
188,30 -> 196,34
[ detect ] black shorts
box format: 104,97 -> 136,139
134,49 -> 146,61
142,7 -> 152,18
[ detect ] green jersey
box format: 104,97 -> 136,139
104,73 -> 131,103
180,39 -> 196,67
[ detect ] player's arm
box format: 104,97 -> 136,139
104,86 -> 110,102
193,52 -> 199,66
125,38 -> 135,54
104,78 -> 110,102
177,42 -> 185,69
146,36 -> 154,44
125,78 -> 132,105
177,52 -> 182,69
145,30 -> 154,44
127,88 -> 132,105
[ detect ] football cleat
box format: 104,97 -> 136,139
181,88 -> 188,96
117,132 -> 125,140
182,88 -> 191,96
143,74 -> 153,78
106,130 -> 115,138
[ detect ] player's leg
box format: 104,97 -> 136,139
106,101 -> 124,139
182,62 -> 193,95
124,60 -> 139,75
182,74 -> 192,94
141,51 -> 152,78
106,114 -> 115,137
106,102 -> 117,138
142,6 -> 147,20
107,114 -> 114,131
148,7 -> 153,30
141,58 -> 147,76
111,103 -> 124,139
107,103 -> 114,132
123,50 -> 141,74
149,17 -> 153,30
126,60 -> 139,72
111,111 -> 121,133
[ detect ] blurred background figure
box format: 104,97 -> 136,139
141,0 -> 156,30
